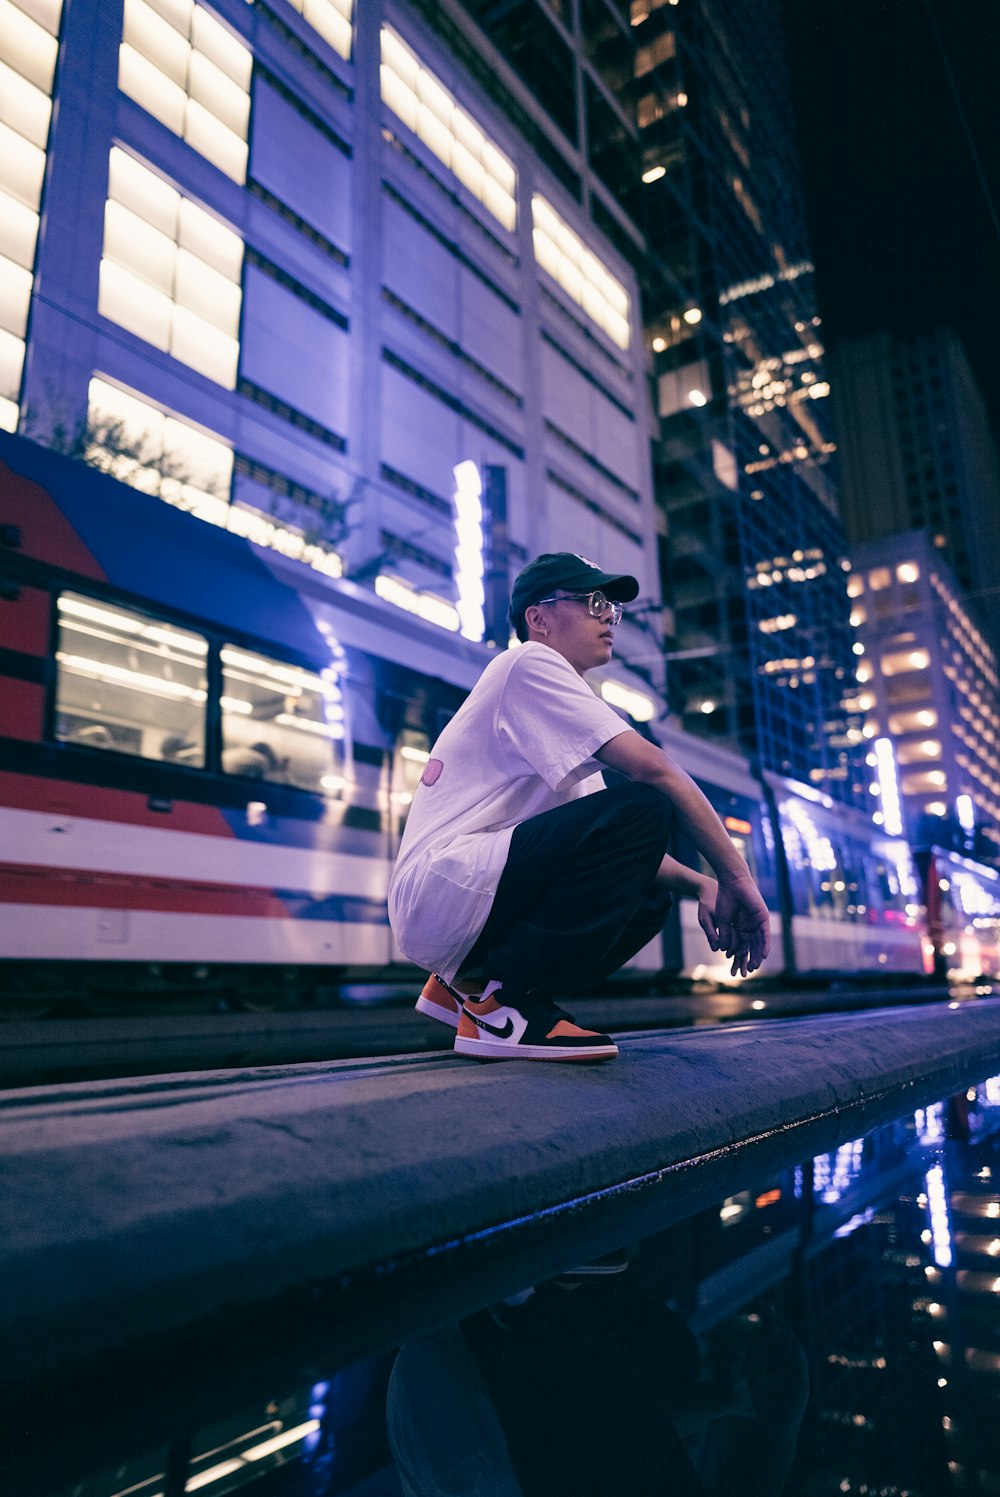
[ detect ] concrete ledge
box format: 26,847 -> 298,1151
5,1000 -> 1000,1488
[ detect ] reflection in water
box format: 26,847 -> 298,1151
62,1077 -> 1000,1497
389,1273 -> 808,1496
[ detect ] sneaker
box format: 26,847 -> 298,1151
454,986 -> 618,1062
415,972 -> 481,1028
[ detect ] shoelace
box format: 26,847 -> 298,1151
468,991 -> 575,1027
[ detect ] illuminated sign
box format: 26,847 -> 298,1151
453,460 -> 485,642
874,736 -> 904,836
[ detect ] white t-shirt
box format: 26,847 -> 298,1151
388,641 -> 631,979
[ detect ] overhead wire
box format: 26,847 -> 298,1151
920,0 -> 1000,255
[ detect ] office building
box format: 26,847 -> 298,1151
831,329 -> 1000,655
849,529 -> 1000,861
1,0 -> 662,719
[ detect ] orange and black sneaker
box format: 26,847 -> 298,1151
454,984 -> 618,1062
415,972 -> 481,1028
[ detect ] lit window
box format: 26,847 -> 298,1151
99,148 -> 243,388
635,28 -> 675,76
533,194 -> 630,350
897,561 -> 920,584
55,590 -> 208,764
380,27 -> 516,232
285,0 -> 352,59
880,648 -> 931,676
896,739 -> 942,766
868,567 -> 891,591
889,708 -> 938,734
0,0 -> 65,430
227,507 -> 343,579
221,645 -> 345,792
902,771 -> 949,797
88,376 -> 233,525
119,0 -> 251,182
375,573 -> 459,632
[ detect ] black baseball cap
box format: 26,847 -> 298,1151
510,552 -> 639,624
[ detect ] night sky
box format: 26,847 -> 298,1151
780,0 -> 1000,445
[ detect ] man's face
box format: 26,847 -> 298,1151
529,591 -> 617,674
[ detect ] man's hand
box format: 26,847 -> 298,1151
692,874 -> 720,948
711,873 -> 771,977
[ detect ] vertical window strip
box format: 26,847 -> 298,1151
99,147 -> 244,389
379,25 -> 516,234
0,0 -> 64,431
284,0 -> 352,61
532,194 -> 631,351
118,0 -> 251,184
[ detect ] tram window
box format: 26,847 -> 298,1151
392,729 -> 431,815
872,859 -> 908,915
812,847 -> 851,918
55,592 -> 208,764
724,831 -> 757,878
220,645 -> 344,792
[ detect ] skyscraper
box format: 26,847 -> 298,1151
848,528 -> 1000,861
831,328 -> 1000,655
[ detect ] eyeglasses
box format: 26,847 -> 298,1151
534,590 -> 624,626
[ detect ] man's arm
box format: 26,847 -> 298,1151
596,730 -> 770,975
656,855 -> 720,952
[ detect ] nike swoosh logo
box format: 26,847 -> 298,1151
464,1008 -> 515,1039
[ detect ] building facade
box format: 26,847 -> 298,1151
1,0 -> 663,716
831,329 -> 1000,655
849,529 -> 1000,862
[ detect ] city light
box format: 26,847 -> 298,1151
532,194 -> 631,349
381,27 -> 516,231
453,460 -> 485,642
925,1164 -> 953,1268
956,794 -> 976,834
601,679 -> 656,722
375,574 -> 459,632
874,737 -> 904,836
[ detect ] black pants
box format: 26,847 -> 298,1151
458,782 -> 674,995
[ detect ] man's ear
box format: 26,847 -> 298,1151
524,604 -> 547,636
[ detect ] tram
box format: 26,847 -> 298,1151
1,431 -> 997,1004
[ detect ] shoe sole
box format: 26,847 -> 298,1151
415,994 -> 461,1028
454,1035 -> 618,1061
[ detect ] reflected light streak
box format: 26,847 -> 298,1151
926,1163 -> 953,1268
